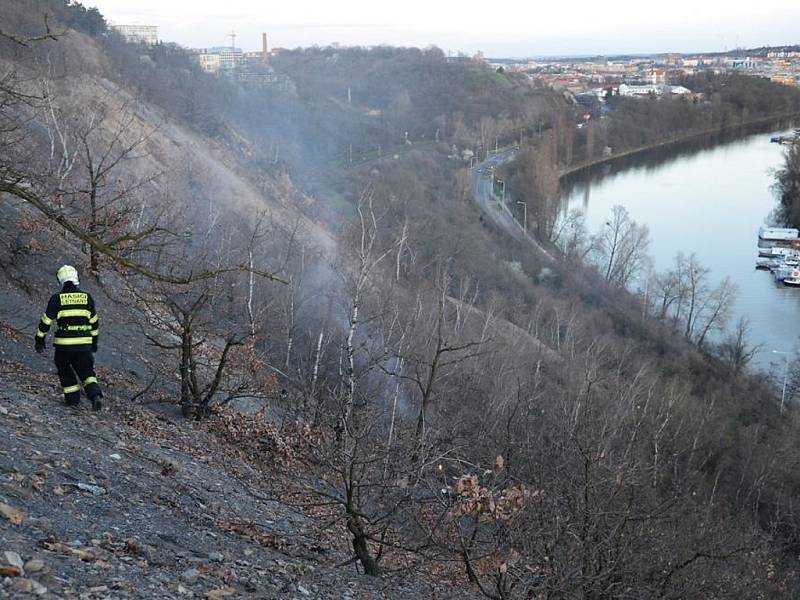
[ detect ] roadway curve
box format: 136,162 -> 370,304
471,149 -> 556,262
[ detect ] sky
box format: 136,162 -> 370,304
86,0 -> 800,57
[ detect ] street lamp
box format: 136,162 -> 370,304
517,200 -> 527,233
772,349 -> 790,413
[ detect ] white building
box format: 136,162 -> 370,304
618,83 -> 662,96
192,47 -> 244,74
112,24 -> 158,45
618,84 -> 691,97
196,52 -> 221,74
217,47 -> 244,70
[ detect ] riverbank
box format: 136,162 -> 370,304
559,111 -> 800,180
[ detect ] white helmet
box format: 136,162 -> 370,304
56,264 -> 79,286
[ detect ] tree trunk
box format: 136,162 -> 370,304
347,515 -> 380,576
89,185 -> 99,273
180,320 -> 193,418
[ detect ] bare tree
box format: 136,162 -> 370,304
692,276 -> 737,347
139,285 -> 244,418
651,262 -> 686,322
389,274 -> 486,447
589,205 -> 650,288
655,253 -> 738,347
510,140 -> 561,239
0,41 -> 285,286
479,116 -> 498,158
49,97 -> 162,273
717,317 -> 761,375
296,188 -> 404,576
551,207 -> 588,260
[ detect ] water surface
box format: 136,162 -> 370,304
564,124 -> 798,369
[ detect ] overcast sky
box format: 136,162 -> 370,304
87,0 -> 800,57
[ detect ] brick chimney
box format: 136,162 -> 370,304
262,33 -> 269,65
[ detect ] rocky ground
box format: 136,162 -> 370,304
0,354 -> 479,600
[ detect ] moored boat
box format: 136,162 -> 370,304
773,263 -> 797,281
759,226 -> 799,241
756,258 -> 779,270
784,275 -> 800,287
759,247 -> 799,259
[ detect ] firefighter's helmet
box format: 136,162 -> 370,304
56,265 -> 79,286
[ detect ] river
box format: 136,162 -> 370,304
563,122 -> 798,371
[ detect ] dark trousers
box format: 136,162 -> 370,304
54,350 -> 102,405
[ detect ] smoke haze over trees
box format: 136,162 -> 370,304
4,2 -> 800,597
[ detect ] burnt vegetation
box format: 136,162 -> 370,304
4,2 -> 800,598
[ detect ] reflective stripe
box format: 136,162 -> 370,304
53,337 -> 93,345
57,309 -> 91,319
63,384 -> 81,394
83,377 -> 97,386
89,314 -> 99,324
35,331 -> 46,338
90,330 -> 99,337
41,314 -> 53,326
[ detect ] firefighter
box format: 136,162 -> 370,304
34,265 -> 103,410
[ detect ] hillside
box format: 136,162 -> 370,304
4,2 -> 800,599
0,358 -> 480,599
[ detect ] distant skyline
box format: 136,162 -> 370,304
87,0 -> 800,57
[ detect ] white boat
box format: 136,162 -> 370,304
759,247 -> 799,259
759,226 -> 799,241
756,258 -> 780,270
784,271 -> 800,286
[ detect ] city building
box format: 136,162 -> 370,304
195,51 -> 221,74
504,46 -> 798,98
643,68 -> 667,84
618,83 -> 663,96
193,32 -> 276,74
211,47 -> 244,70
728,57 -> 759,70
191,46 -> 244,73
191,33 -> 290,87
618,84 -> 691,97
112,24 -> 158,45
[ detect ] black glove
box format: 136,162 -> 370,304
34,337 -> 45,354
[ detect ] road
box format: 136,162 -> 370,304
471,149 -> 556,262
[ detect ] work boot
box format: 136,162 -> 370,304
90,395 -> 102,412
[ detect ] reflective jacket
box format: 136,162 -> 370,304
36,283 -> 99,352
